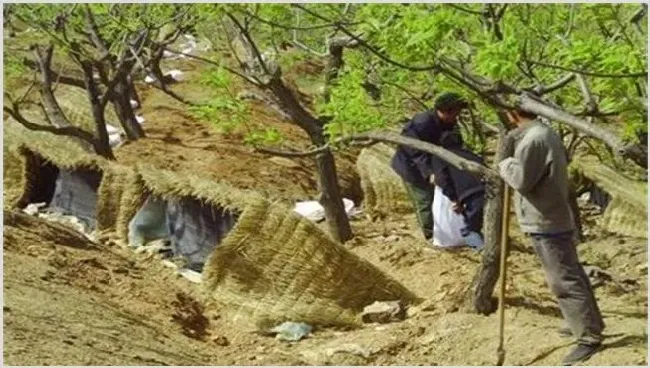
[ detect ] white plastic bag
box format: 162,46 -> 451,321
431,186 -> 466,248
293,198 -> 356,222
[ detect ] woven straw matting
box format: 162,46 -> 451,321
570,156 -> 647,238
202,197 -> 419,330
356,144 -> 412,217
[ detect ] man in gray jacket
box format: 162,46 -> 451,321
499,108 -> 605,366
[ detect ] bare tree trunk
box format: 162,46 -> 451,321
223,12 -> 353,242
111,76 -> 145,140
79,60 -> 115,160
465,129 -> 514,315
313,131 -> 354,243
266,77 -> 353,242
127,75 -> 141,107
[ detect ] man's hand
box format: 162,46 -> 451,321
451,202 -> 464,214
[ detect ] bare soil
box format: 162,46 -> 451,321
3,197 -> 647,366
3,47 -> 646,367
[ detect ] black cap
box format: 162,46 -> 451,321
434,92 -> 468,111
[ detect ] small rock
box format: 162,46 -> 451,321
361,300 -> 406,324
212,336 -> 229,346
637,264 -> 647,275
3,306 -> 11,312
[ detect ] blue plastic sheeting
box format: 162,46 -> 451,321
166,197 -> 239,272
48,169 -> 102,230
128,196 -> 169,247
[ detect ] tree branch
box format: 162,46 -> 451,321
576,73 -> 598,113
528,60 -> 647,79
255,145 -> 329,157
528,73 -> 576,95
258,130 -> 501,183
164,47 -> 260,84
237,8 -> 344,31
32,44 -> 73,128
4,104 -> 96,143
226,11 -> 270,76
446,4 -> 484,16
84,4 -> 110,60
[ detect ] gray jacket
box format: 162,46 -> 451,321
498,120 -> 574,234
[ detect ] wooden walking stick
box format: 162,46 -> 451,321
496,183 -> 511,366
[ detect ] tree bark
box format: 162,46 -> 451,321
313,132 -> 354,243
79,60 -> 114,159
111,76 -> 145,140
465,129 -> 514,314
266,75 -> 353,242
323,36 -> 358,103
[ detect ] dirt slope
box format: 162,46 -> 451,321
3,197 -> 647,366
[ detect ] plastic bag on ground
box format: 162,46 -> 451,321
293,198 -> 356,222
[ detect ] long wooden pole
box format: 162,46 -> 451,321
496,184 -> 511,366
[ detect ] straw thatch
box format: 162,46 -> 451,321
96,164 -> 137,234
569,156 -> 647,238
137,164 -> 262,212
6,117 -> 420,328
356,143 -> 412,217
202,197 -> 420,330
5,116 -> 107,212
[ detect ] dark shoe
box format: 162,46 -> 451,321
561,343 -> 602,366
558,327 -> 572,338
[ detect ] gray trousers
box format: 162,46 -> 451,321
530,232 -> 605,345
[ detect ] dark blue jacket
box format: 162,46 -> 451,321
433,147 -> 485,203
390,111 -> 458,189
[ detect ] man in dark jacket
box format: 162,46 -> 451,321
433,130 -> 485,249
391,92 -> 468,240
